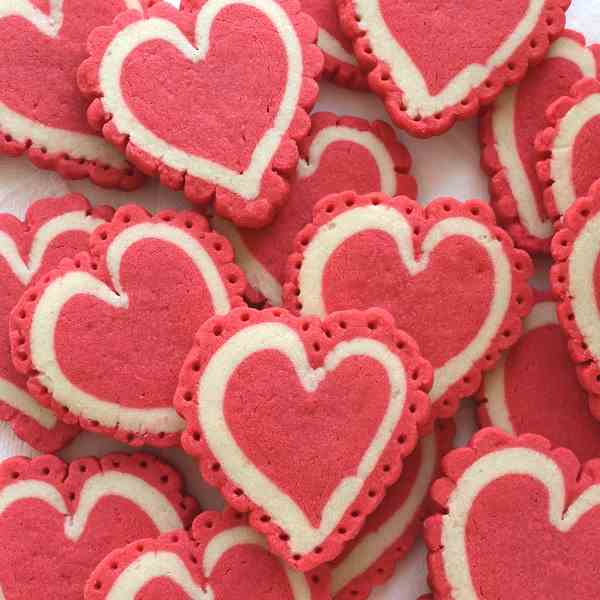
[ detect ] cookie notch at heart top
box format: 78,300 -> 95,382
175,307 -> 432,571
425,428 -> 600,599
337,0 -> 569,137
86,510 -> 331,600
78,0 -> 323,228
9,205 -> 246,447
0,0 -> 144,189
284,192 -> 533,418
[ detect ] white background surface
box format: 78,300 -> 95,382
1,1 -> 599,598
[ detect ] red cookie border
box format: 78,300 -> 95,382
424,427 -> 589,599
86,509 -> 331,600
480,31 -> 600,254
0,451 -> 199,527
537,77 -> 600,222
551,179 -> 600,420
175,306 -> 432,571
283,191 -> 533,418
336,0 -> 570,138
332,418 -> 455,600
78,1 -> 324,228
9,204 -> 246,448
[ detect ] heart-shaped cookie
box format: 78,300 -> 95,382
175,306 -> 432,570
0,0 -> 143,188
425,428 -> 600,599
86,510 -> 330,600
215,112 -> 416,305
481,32 -> 600,253
10,205 -> 245,447
284,192 -> 533,418
552,180 -> 600,423
478,294 -> 600,463
0,194 -> 113,452
330,421 -> 454,600
337,0 -> 569,137
78,0 -> 323,228
537,77 -> 600,222
0,452 -> 198,600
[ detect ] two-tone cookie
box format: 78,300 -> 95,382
337,0 -> 569,137
86,510 -> 330,600
175,307 -> 432,570
0,194 -> 113,452
10,205 -> 245,447
481,32 -> 600,253
552,181 -> 600,422
478,294 -> 600,463
215,112 -> 416,306
0,0 -> 143,188
426,428 -> 600,599
284,192 -> 533,418
538,78 -> 600,222
330,421 -> 454,600
0,452 -> 198,600
78,0 -> 323,227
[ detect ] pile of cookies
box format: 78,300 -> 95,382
0,0 -> 599,598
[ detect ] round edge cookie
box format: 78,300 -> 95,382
9,204 -> 246,448
551,179 -> 600,421
174,305 -> 432,571
283,191 -> 533,418
330,418 -> 455,600
78,0 -> 324,228
0,194 -> 114,453
537,76 -> 600,223
480,31 -> 600,254
423,427 -> 590,599
336,0 -> 570,138
85,509 -> 331,600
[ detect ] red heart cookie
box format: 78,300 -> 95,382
215,112 -> 416,306
175,306 -> 432,570
481,32 -> 600,253
478,294 -> 600,464
86,510 -> 330,600
551,181 -> 600,423
300,0 -> 367,89
537,77 -> 600,222
78,1 -> 323,228
0,194 -> 113,452
10,205 -> 245,447
425,428 -> 600,599
0,0 -> 143,188
337,0 -> 569,138
0,452 -> 198,600
284,192 -> 533,418
330,421 -> 454,600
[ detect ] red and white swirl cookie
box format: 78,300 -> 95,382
10,205 -> 245,447
86,510 -> 330,600
478,293 -> 600,463
481,32 -> 600,253
215,112 -> 416,306
538,78 -> 600,222
330,421 -> 454,600
175,306 -> 432,570
426,428 -> 600,599
337,0 -> 569,137
301,0 -> 367,89
0,0 -> 143,188
552,181 -> 600,423
0,194 -> 113,452
0,452 -> 198,600
284,192 -> 533,418
78,0 -> 323,228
